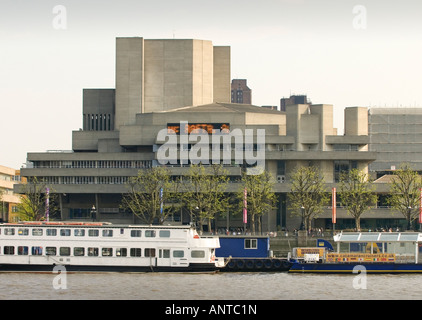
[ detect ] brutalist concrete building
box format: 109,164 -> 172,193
17,37 -> 377,232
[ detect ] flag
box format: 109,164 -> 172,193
46,187 -> 50,222
243,187 -> 247,224
419,188 -> 422,224
160,188 -> 163,214
332,187 -> 336,224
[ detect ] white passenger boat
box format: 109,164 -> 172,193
0,222 -> 223,272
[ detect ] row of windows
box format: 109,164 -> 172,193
38,176 -> 131,185
1,228 -> 171,238
32,160 -> 152,169
2,246 -> 205,258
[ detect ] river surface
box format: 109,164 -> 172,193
1,271 -> 422,300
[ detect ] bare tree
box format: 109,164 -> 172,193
288,166 -> 329,231
121,167 -> 178,224
338,169 -> 377,231
182,164 -> 229,233
17,177 -> 59,221
239,170 -> 277,234
387,164 -> 422,230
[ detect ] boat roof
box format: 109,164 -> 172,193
0,222 -> 194,229
333,232 -> 422,243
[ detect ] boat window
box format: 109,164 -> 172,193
18,246 -> 29,255
88,247 -> 99,256
32,229 -> 43,236
46,247 -> 56,255
32,247 -> 43,255
102,230 -> 113,237
60,229 -> 71,237
74,247 -> 85,256
18,228 -> 29,236
116,248 -> 127,257
46,229 -> 57,236
4,246 -> 14,255
145,230 -> 156,238
145,248 -> 156,257
102,248 -> 113,256
88,229 -> 99,237
130,248 -> 142,257
159,230 -> 170,238
191,250 -> 205,258
159,249 -> 170,258
74,229 -> 85,237
130,230 -> 142,237
4,228 -> 14,236
173,250 -> 184,258
60,247 -> 71,256
245,239 -> 257,249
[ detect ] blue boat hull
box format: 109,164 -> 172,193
289,262 -> 422,274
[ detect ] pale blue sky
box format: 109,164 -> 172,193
1,0 -> 422,168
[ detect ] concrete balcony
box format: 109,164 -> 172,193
265,150 -> 377,161
325,135 -> 370,145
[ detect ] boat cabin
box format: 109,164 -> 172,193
215,236 -> 270,258
332,232 -> 422,264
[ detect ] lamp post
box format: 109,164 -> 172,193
91,205 -> 96,222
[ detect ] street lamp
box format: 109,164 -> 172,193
91,205 -> 96,222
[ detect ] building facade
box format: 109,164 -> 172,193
0,166 -> 24,222
231,79 -> 252,104
17,36 -> 384,232
369,107 -> 422,176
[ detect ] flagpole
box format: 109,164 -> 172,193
243,187 -> 247,234
332,187 -> 336,234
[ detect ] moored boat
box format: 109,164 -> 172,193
289,231 -> 422,274
216,235 -> 291,272
0,222 -> 223,273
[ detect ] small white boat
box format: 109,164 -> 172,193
0,222 -> 223,272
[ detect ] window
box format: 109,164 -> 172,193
32,229 -> 43,236
88,247 -> 99,256
159,230 -> 170,238
18,246 -> 29,255
88,229 -> 99,237
130,230 -> 142,237
74,229 -> 85,237
145,248 -> 156,257
5,228 -> 15,235
46,247 -> 56,256
102,248 -> 113,256
47,229 -> 57,236
245,239 -> 257,249
116,248 -> 127,257
32,247 -> 43,255
191,250 -> 205,258
102,230 -> 113,237
4,246 -> 14,255
74,247 -> 85,256
60,247 -> 71,256
145,230 -> 156,238
130,248 -> 142,257
159,249 -> 170,258
18,228 -> 29,236
60,229 -> 71,236
173,250 -> 184,258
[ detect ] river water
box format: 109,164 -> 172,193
1,271 -> 422,300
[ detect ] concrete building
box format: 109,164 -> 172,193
0,165 -> 24,222
17,36 -> 379,232
231,79 -> 252,104
280,95 -> 310,112
369,108 -> 422,177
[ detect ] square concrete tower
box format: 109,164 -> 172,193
115,37 -> 230,129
